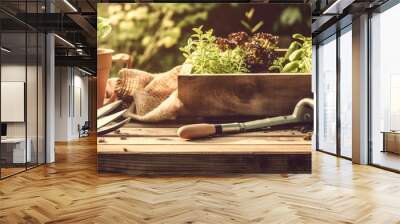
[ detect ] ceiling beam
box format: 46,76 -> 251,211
322,0 -> 356,15
67,13 -> 96,38
55,55 -> 96,71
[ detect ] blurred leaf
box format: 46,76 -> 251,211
245,8 -> 254,20
97,17 -> 112,41
142,36 -> 151,46
241,8 -> 264,34
251,21 -> 264,33
280,7 -> 302,27
162,19 -> 174,28
158,28 -> 181,48
240,21 -> 251,31
126,7 -> 148,20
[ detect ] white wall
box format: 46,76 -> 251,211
1,65 -> 31,137
72,73 -> 89,138
55,66 -> 69,141
55,67 -> 89,141
1,65 -> 26,140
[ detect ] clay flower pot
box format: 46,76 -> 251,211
97,48 -> 114,108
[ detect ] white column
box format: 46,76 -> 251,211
46,32 -> 55,163
352,14 -> 369,164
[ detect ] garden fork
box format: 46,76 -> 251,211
97,100 -> 130,135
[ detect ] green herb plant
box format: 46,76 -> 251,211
180,26 -> 248,74
269,34 -> 311,73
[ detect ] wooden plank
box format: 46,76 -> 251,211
98,136 -> 310,145
123,120 -> 312,129
123,121 -> 189,128
105,127 -> 308,138
178,74 -> 312,117
97,144 -> 311,154
97,153 -> 312,175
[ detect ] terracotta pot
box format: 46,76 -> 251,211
97,48 -> 114,108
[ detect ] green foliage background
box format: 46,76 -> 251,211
98,3 -> 311,75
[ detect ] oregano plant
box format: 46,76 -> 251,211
180,26 -> 248,74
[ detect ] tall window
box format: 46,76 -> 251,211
339,27 -> 352,158
370,3 -> 400,171
317,35 -> 337,154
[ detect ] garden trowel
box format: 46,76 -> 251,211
177,98 -> 314,140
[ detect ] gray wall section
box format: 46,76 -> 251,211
54,67 -> 69,141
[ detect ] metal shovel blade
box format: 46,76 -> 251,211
97,109 -> 127,129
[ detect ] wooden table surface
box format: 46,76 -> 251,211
98,122 -> 311,155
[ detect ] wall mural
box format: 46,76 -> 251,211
96,3 -> 313,175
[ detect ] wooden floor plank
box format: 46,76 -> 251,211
1,137 -> 400,223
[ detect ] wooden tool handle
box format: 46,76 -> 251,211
177,123 -> 216,140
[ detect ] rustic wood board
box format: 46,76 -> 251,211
98,136 -> 309,145
106,127 -> 307,137
97,123 -> 311,174
97,154 -> 311,175
97,144 -> 311,154
178,74 -> 312,117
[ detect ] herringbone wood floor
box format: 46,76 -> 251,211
1,136 -> 400,224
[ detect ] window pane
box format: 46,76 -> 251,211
317,36 -> 337,154
371,3 -> 400,171
339,28 -> 352,158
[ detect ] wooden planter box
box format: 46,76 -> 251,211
177,65 -> 312,118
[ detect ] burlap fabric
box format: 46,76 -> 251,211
115,66 -> 183,122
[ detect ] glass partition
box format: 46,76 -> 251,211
27,30 -> 38,169
0,29 -> 28,178
0,1 -> 46,179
